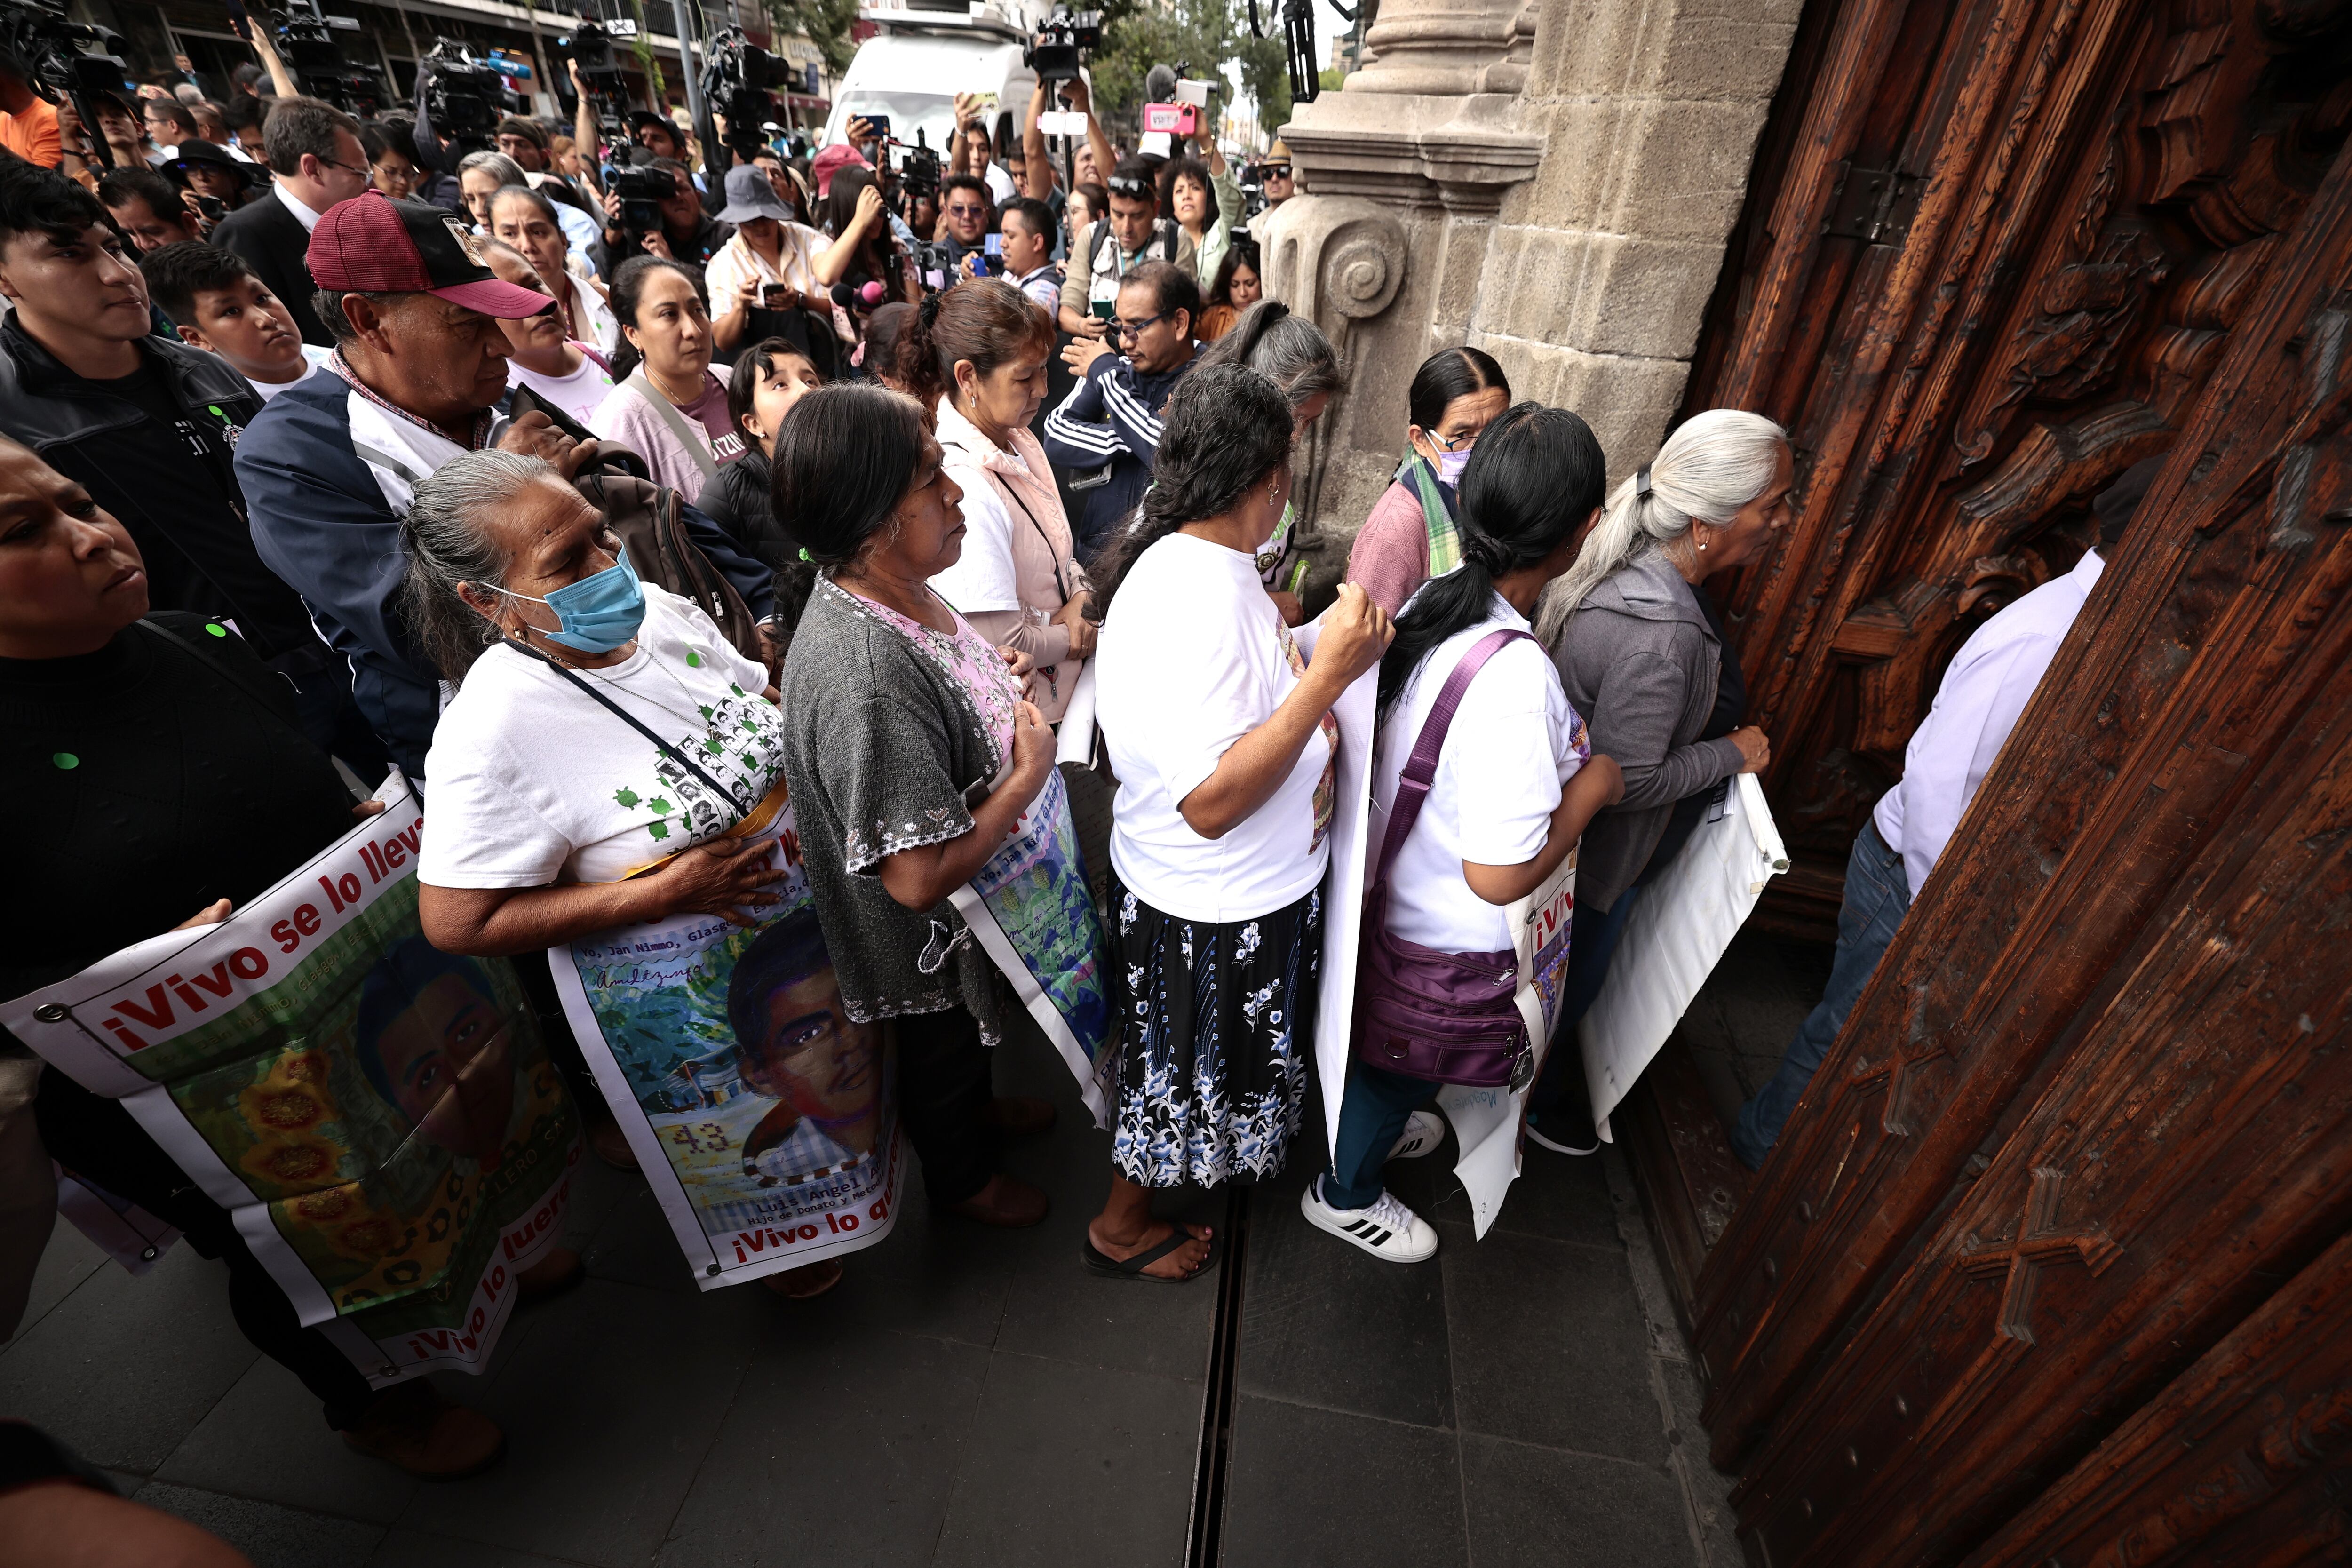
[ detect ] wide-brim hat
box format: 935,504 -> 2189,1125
715,162 -> 795,225
164,139 -> 261,191
307,193 -> 554,319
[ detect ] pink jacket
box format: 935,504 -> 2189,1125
1347,479 -> 1432,617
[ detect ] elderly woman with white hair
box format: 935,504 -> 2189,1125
1193,301 -> 1345,623
1519,408 -> 1795,1156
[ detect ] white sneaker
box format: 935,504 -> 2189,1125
1302,1180 -> 1438,1263
1387,1110 -> 1445,1162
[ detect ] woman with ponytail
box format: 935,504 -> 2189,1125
908,279 -> 1093,723
1306,405 -> 1625,1261
1086,363 -> 1393,1281
1345,346 -> 1511,615
1518,407 -> 1793,1156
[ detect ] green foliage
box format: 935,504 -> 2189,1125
1317,64 -> 1344,94
762,0 -> 861,77
1088,0 -> 1287,145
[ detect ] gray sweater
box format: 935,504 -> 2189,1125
778,578 -> 1006,1039
1549,551 -> 1748,911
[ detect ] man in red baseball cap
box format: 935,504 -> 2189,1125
303,190 -> 556,441
237,192 -> 773,786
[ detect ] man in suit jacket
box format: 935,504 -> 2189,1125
211,97 -> 370,345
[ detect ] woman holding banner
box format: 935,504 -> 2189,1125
1524,410 -> 1792,1155
0,437 -> 562,1477
402,451 -> 859,1302
771,383 -> 1061,1234
1311,406 -> 1623,1260
1085,366 -> 1394,1282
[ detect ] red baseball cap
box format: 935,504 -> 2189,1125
305,191 -> 554,319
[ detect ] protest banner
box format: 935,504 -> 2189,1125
1580,772 -> 1788,1139
1435,850 -> 1577,1237
0,772 -> 578,1385
949,764 -> 1115,1125
1294,618 -> 1379,1162
552,785 -> 905,1290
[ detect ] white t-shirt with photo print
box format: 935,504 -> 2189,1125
419,584 -> 782,888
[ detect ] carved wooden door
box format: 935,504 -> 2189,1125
1662,0 -> 2352,1562
1681,0 -> 2352,939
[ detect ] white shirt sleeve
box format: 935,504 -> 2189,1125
1445,649 -> 1568,868
417,708 -> 575,890
927,465 -> 1023,615
1887,631 -> 2058,896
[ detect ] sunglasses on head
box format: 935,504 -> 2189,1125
1107,175 -> 1151,197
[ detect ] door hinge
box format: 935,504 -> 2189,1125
1822,160 -> 1924,247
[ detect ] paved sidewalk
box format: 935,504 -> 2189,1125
2,1010 -> 1745,1566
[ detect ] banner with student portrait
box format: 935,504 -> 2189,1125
0,772 -> 579,1388
950,764 -> 1116,1126
552,786 -> 905,1291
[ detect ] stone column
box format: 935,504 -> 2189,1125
1266,0 -> 1801,580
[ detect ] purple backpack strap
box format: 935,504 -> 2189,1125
1371,628 -> 1536,891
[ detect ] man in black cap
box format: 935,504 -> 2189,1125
238,191 -> 773,779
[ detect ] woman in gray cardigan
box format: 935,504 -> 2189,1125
773,383 -> 1064,1232
1524,409 -> 1793,1154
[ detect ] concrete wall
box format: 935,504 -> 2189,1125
1268,0 -> 1801,573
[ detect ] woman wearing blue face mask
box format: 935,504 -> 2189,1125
399,451 -> 845,1302
1344,347 -> 1512,617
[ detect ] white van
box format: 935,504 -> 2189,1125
821,2 -> 1048,161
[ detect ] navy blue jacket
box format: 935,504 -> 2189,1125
237,371 -> 775,781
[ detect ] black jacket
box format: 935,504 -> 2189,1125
698,451 -> 790,573
0,320 -> 321,665
212,193 -> 330,346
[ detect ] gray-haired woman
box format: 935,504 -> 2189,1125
1521,408 -> 1794,1154
398,450 -> 844,1300
1194,301 -> 1345,623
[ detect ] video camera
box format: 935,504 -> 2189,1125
1023,6 -> 1099,85
276,0 -> 383,116
422,36 -> 523,153
556,16 -> 631,140
894,129 -> 940,207
910,239 -> 957,293
0,0 -> 127,163
699,26 -> 794,161
603,146 -> 675,236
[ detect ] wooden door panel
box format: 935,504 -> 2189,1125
1962,1229 -> 2352,1568
1694,83 -> 2352,1488
1735,716 -> 2352,1562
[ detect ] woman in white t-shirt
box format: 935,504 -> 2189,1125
1307,405 -> 1624,1263
1087,365 -> 1393,1282
483,241 -> 616,425
400,451 -> 847,1303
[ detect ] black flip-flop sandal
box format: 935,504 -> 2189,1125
1081,1227 -> 1217,1283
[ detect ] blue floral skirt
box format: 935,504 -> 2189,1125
1107,873 -> 1320,1189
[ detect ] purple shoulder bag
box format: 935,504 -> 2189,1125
1352,629 -> 1536,1089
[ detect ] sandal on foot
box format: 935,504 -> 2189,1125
1081,1227 -> 1216,1283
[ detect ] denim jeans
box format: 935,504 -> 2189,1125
1324,1062 -> 1438,1210
1730,820 -> 1911,1170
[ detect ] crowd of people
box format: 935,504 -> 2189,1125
0,35 -> 2139,1519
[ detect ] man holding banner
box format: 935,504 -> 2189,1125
0,436 -> 576,1480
